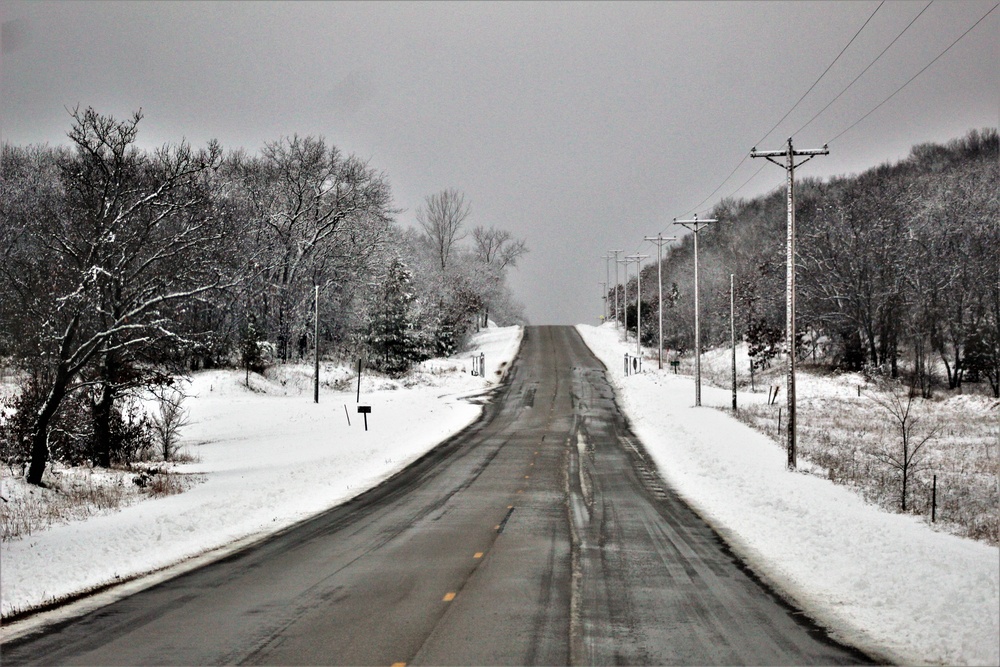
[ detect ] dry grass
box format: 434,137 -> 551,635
682,348 -> 1000,545
0,464 -> 204,541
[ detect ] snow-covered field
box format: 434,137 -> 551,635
577,323 -> 1000,666
0,325 -> 522,623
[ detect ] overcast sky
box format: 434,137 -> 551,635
2,1 -> 997,325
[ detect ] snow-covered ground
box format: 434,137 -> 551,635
577,323 -> 1000,666
1,326 -> 522,623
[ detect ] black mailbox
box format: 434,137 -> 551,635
357,405 -> 371,431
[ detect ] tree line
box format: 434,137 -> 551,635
610,128 -> 999,397
1,107 -> 528,484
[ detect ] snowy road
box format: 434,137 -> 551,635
2,326 -> 868,665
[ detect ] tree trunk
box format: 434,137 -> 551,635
92,381 -> 114,468
26,373 -> 70,485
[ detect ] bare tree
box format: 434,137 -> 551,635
471,225 -> 528,326
416,188 -> 470,271
868,381 -> 938,512
150,387 -> 190,461
3,107 -> 231,485
472,226 -> 528,270
236,136 -> 396,360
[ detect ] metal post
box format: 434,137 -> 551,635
356,358 -> 362,403
673,216 -> 717,407
731,273 -> 737,411
627,254 -> 649,359
752,138 -> 828,469
313,285 -> 320,404
644,234 -> 677,370
932,474 -> 937,522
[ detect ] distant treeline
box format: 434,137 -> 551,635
612,128 -> 999,397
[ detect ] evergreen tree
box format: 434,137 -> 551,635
368,259 -> 420,375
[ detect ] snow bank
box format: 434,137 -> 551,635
1,326 -> 522,619
576,323 -> 999,666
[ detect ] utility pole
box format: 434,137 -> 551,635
618,256 -> 630,342
604,253 -> 613,322
313,285 -> 320,404
626,255 -> 649,358
731,273 -> 737,412
645,234 -> 677,369
599,281 -> 607,322
610,249 -> 623,330
673,215 -> 717,407
752,137 -> 828,470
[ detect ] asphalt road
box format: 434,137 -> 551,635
3,326 -> 869,665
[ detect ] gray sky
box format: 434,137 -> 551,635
2,1 -> 997,325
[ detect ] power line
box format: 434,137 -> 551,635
650,2 -> 992,263
726,162 -> 771,201
792,1 -> 934,138
827,1 -> 999,145
754,0 -> 885,148
677,1 -> 884,218
679,154 -> 750,218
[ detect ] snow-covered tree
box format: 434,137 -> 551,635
2,107 -> 232,484
367,258 -> 421,375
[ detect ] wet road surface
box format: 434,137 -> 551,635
2,326 -> 869,665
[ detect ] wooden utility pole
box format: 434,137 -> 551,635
627,254 -> 649,358
673,215 -> 717,407
599,281 -> 607,322
610,249 -> 623,331
603,252 -> 613,321
618,256 -> 630,342
751,138 -> 828,469
644,234 -> 678,369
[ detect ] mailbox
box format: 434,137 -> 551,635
357,405 -> 372,430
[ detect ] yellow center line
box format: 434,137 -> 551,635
391,663 -> 406,667
443,592 -> 456,602
474,552 -> 483,559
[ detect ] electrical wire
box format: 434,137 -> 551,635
675,1 -> 885,219
753,0 -> 885,148
634,1 -> 994,267
791,1 -> 933,139
827,1 -> 998,145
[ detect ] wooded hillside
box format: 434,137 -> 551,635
614,128 -> 999,397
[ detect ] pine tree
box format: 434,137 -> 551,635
368,259 -> 420,375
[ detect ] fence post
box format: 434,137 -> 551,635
932,474 -> 937,523
777,408 -> 782,439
